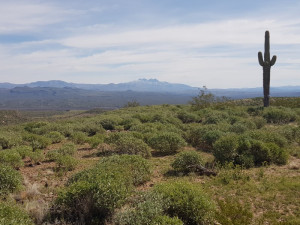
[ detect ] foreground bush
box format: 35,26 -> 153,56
213,134 -> 239,164
115,136 -> 151,158
0,201 -> 34,225
214,134 -> 288,167
263,107 -> 297,124
154,181 -> 215,225
171,151 -> 203,174
114,192 -> 167,225
0,164 -> 22,195
148,132 -> 186,155
0,150 -> 24,169
23,133 -> 51,150
52,155 -> 151,223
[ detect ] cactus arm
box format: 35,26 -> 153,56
270,55 -> 277,66
258,52 -> 264,66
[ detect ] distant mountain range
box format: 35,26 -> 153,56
0,79 -> 299,110
0,79 -> 199,94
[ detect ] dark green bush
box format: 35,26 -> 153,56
213,134 -> 239,164
0,164 -> 22,195
54,155 -> 150,223
177,111 -> 199,123
23,133 -> 51,150
114,136 -> 151,158
12,145 -> 32,159
70,131 -> 87,144
0,132 -> 22,149
203,110 -> 229,125
88,134 -> 104,148
24,121 -> 49,134
148,132 -> 186,155
236,137 -> 288,166
151,215 -> 184,225
263,107 -> 297,124
57,143 -> 77,156
96,155 -> 152,186
252,117 -> 267,129
171,151 -> 203,174
215,197 -> 253,225
0,150 -> 24,169
55,155 -> 78,172
154,181 -> 215,225
99,118 -> 118,130
114,192 -> 167,225
46,131 -> 64,143
28,149 -> 44,164
0,201 -> 34,225
245,129 -> 288,148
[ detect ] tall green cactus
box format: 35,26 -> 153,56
258,31 -> 277,107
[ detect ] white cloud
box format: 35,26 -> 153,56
0,2 -> 77,34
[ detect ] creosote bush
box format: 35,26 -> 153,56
114,136 -> 151,158
154,181 -> 215,225
52,155 -> 151,223
0,149 -> 24,169
148,132 -> 186,155
0,164 -> 22,195
171,151 -> 203,174
263,107 -> 297,124
0,201 -> 34,225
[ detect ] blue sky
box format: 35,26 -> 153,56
0,0 -> 299,88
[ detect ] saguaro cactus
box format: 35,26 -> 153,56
258,31 -> 277,107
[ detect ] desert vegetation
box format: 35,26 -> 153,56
0,97 -> 299,224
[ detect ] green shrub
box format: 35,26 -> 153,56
115,136 -> 151,158
119,118 -> 141,130
263,107 -> 297,124
28,149 -> 45,164
24,121 -> 49,134
23,133 -> 51,150
12,145 -> 32,159
114,192 -> 167,225
236,138 -> 288,166
46,150 -> 60,161
252,117 -> 267,129
0,150 -> 24,169
154,181 -> 215,225
0,132 -> 22,149
148,132 -> 186,155
151,215 -> 184,225
87,134 -> 104,148
46,131 -> 64,143
55,163 -> 131,222
96,155 -> 151,186
185,124 -> 228,150
245,129 -> 288,148
55,155 -> 78,172
171,151 -> 203,174
99,118 -> 118,130
177,111 -> 199,123
70,131 -> 87,144
213,134 -> 239,164
203,110 -> 229,125
79,121 -> 105,136
57,143 -> 77,156
0,164 -> 22,195
215,197 -> 253,224
0,201 -> 34,225
265,142 -> 288,165
54,155 -> 151,223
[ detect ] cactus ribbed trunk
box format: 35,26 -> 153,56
258,31 -> 276,107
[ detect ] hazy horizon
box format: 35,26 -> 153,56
0,0 -> 300,88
